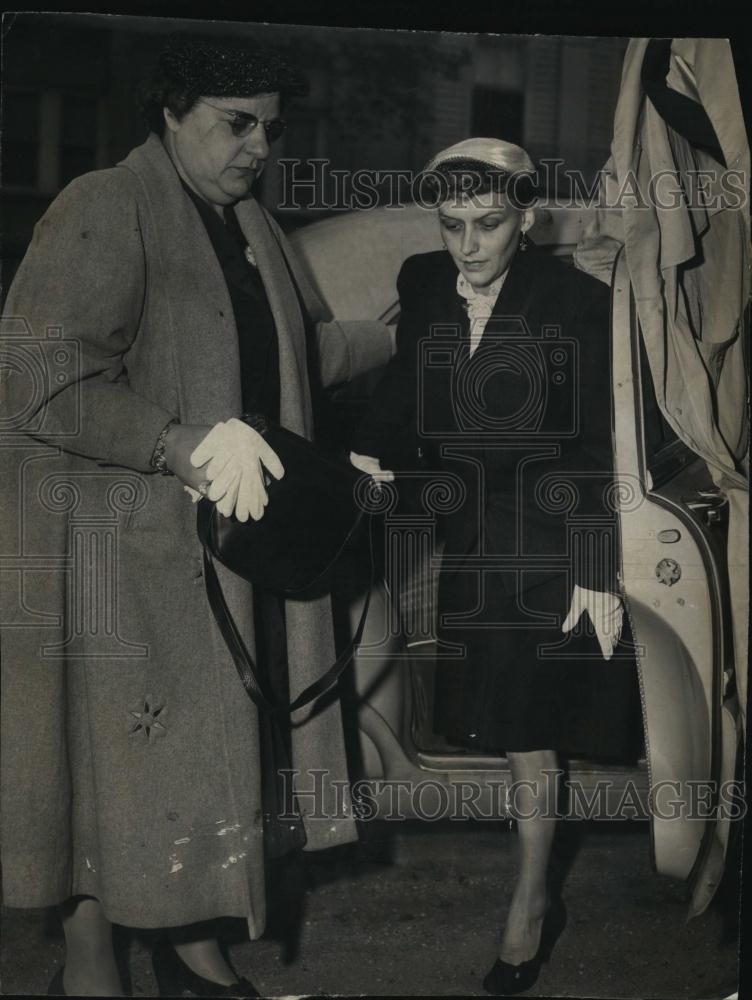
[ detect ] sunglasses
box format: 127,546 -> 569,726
199,99 -> 287,143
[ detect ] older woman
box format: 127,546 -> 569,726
352,138 -> 642,995
0,35 -> 392,997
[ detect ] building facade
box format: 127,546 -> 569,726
2,13 -> 627,286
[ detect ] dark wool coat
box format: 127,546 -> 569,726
354,247 -> 642,756
355,245 -> 619,593
0,134 -> 391,933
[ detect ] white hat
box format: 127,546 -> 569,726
423,137 -> 535,175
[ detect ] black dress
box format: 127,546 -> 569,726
183,185 -> 297,806
353,245 -> 643,759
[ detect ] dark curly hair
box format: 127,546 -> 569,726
139,33 -> 307,136
419,157 -> 539,209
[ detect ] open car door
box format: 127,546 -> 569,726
578,36 -> 749,918
610,251 -> 743,916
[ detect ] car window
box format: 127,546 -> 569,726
638,332 -> 695,487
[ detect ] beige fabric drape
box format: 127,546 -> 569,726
574,38 -> 749,728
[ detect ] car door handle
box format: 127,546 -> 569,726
681,492 -> 728,529
682,499 -> 726,527
682,494 -> 727,511
657,529 -> 681,543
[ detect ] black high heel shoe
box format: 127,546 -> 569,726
47,967 -> 66,996
152,937 -> 260,998
482,896 -> 567,995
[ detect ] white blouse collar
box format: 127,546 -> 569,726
456,269 -> 508,316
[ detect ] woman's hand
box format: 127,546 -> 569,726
189,418 -> 284,522
562,584 -> 623,660
349,452 -> 395,483
163,423 -> 214,490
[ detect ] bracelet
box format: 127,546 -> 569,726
240,412 -> 269,435
151,417 -> 180,475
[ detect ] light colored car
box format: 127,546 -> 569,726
289,205 -> 743,918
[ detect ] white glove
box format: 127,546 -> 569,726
561,583 -> 624,660
349,452 -> 394,482
190,418 -> 284,521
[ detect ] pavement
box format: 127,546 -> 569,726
1,819 -> 744,998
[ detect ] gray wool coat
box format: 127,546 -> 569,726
0,134 -> 391,934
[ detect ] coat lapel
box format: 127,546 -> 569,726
119,136 -> 314,437
483,243 -> 539,339
118,135 -> 242,425
234,200 -> 313,437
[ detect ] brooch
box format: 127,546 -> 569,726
244,244 -> 257,268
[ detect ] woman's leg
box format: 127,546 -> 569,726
60,896 -> 122,996
170,921 -> 239,985
499,749 -> 559,964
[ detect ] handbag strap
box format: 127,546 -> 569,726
202,517 -> 374,714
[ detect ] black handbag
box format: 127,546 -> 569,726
196,415 -> 374,714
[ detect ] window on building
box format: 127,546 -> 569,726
471,86 -> 524,145
3,91 -> 41,187
279,115 -> 324,213
3,90 -> 104,192
60,95 -> 98,186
